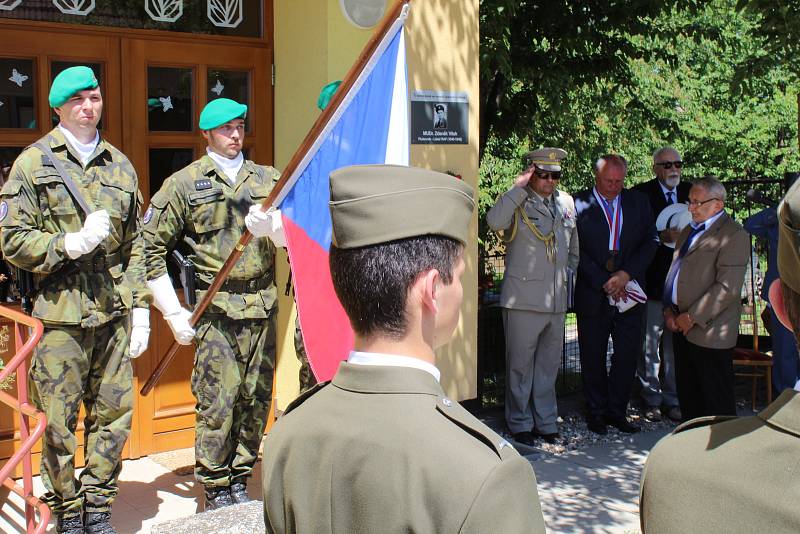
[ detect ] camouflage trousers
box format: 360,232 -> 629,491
29,317 -> 133,516
294,313 -> 317,394
192,314 -> 275,487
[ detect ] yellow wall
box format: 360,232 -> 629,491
273,0 -> 480,409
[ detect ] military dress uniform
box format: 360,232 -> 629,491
263,364 -> 546,534
486,148 -> 578,440
0,126 -> 147,517
144,153 -> 279,489
640,388 -> 800,533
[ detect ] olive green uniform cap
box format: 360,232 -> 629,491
49,66 -> 99,108
525,147 -> 567,172
778,178 -> 800,294
199,98 -> 247,130
329,164 -> 475,249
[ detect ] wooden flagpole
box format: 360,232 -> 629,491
141,0 -> 412,395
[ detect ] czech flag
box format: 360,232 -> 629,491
275,11 -> 409,382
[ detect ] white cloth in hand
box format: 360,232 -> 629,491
129,308 -> 150,358
245,205 -> 286,247
64,210 -> 111,259
147,274 -> 196,344
607,279 -> 647,313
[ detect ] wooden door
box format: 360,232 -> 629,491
123,38 -> 274,456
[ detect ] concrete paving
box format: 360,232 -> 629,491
0,425 -> 670,533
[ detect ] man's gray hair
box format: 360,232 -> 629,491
652,146 -> 681,162
693,176 -> 727,202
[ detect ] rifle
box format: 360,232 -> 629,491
170,249 -> 196,308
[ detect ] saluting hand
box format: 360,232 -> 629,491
513,167 -> 534,188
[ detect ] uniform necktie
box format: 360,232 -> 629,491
663,223 -> 706,305
544,197 -> 556,218
666,191 -> 674,205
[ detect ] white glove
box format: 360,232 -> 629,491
64,210 -> 111,259
147,274 -> 196,345
129,308 -> 150,358
245,205 -> 287,247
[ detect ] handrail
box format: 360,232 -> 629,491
0,305 -> 50,534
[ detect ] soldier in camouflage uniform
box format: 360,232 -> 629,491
144,98 -> 283,510
0,66 -> 150,534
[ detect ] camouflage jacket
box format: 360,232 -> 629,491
0,128 -> 150,328
144,155 -> 279,320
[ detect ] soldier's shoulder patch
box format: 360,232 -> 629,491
0,201 -> 7,223
194,179 -> 212,191
143,206 -> 153,225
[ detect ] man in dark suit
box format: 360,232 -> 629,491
663,177 -> 749,420
632,147 -> 691,422
574,154 -> 658,434
639,177 -> 800,534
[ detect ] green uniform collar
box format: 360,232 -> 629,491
45,127 -> 110,167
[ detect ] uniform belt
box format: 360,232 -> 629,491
73,252 -> 108,273
195,275 -> 273,294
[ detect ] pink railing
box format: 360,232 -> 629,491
0,306 -> 49,534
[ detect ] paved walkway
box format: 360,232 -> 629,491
0,424 -> 670,533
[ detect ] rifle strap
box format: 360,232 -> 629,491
33,139 -> 95,217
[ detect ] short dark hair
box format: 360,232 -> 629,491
329,235 -> 462,339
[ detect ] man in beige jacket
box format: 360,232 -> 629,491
662,176 -> 749,420
640,178 -> 800,533
261,165 -> 546,534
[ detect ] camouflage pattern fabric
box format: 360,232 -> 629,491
30,317 -> 132,515
192,314 -> 275,486
295,313 -> 317,394
145,155 -> 279,486
0,128 -> 150,327
144,155 -> 280,320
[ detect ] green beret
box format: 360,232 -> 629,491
525,147 -> 567,172
778,178 -> 800,293
317,81 -> 342,111
199,98 -> 247,130
49,66 -> 99,108
329,165 -> 475,249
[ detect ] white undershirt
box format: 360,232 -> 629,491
206,147 -> 243,184
795,379 -> 800,392
58,124 -> 99,166
347,351 -> 441,382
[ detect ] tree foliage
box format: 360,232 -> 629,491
479,0 -> 799,252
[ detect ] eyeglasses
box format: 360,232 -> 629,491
655,161 -> 683,169
534,169 -> 561,181
687,198 -> 719,207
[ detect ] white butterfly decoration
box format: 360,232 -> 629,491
159,96 -> 173,112
9,68 -> 28,87
211,79 -> 225,95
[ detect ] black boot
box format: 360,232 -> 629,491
204,485 -> 234,510
230,479 -> 252,504
84,510 -> 118,534
55,513 -> 83,534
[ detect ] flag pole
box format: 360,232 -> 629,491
141,0 -> 412,395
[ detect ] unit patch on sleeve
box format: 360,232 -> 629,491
143,206 -> 153,225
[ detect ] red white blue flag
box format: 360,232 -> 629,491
275,10 -> 409,382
